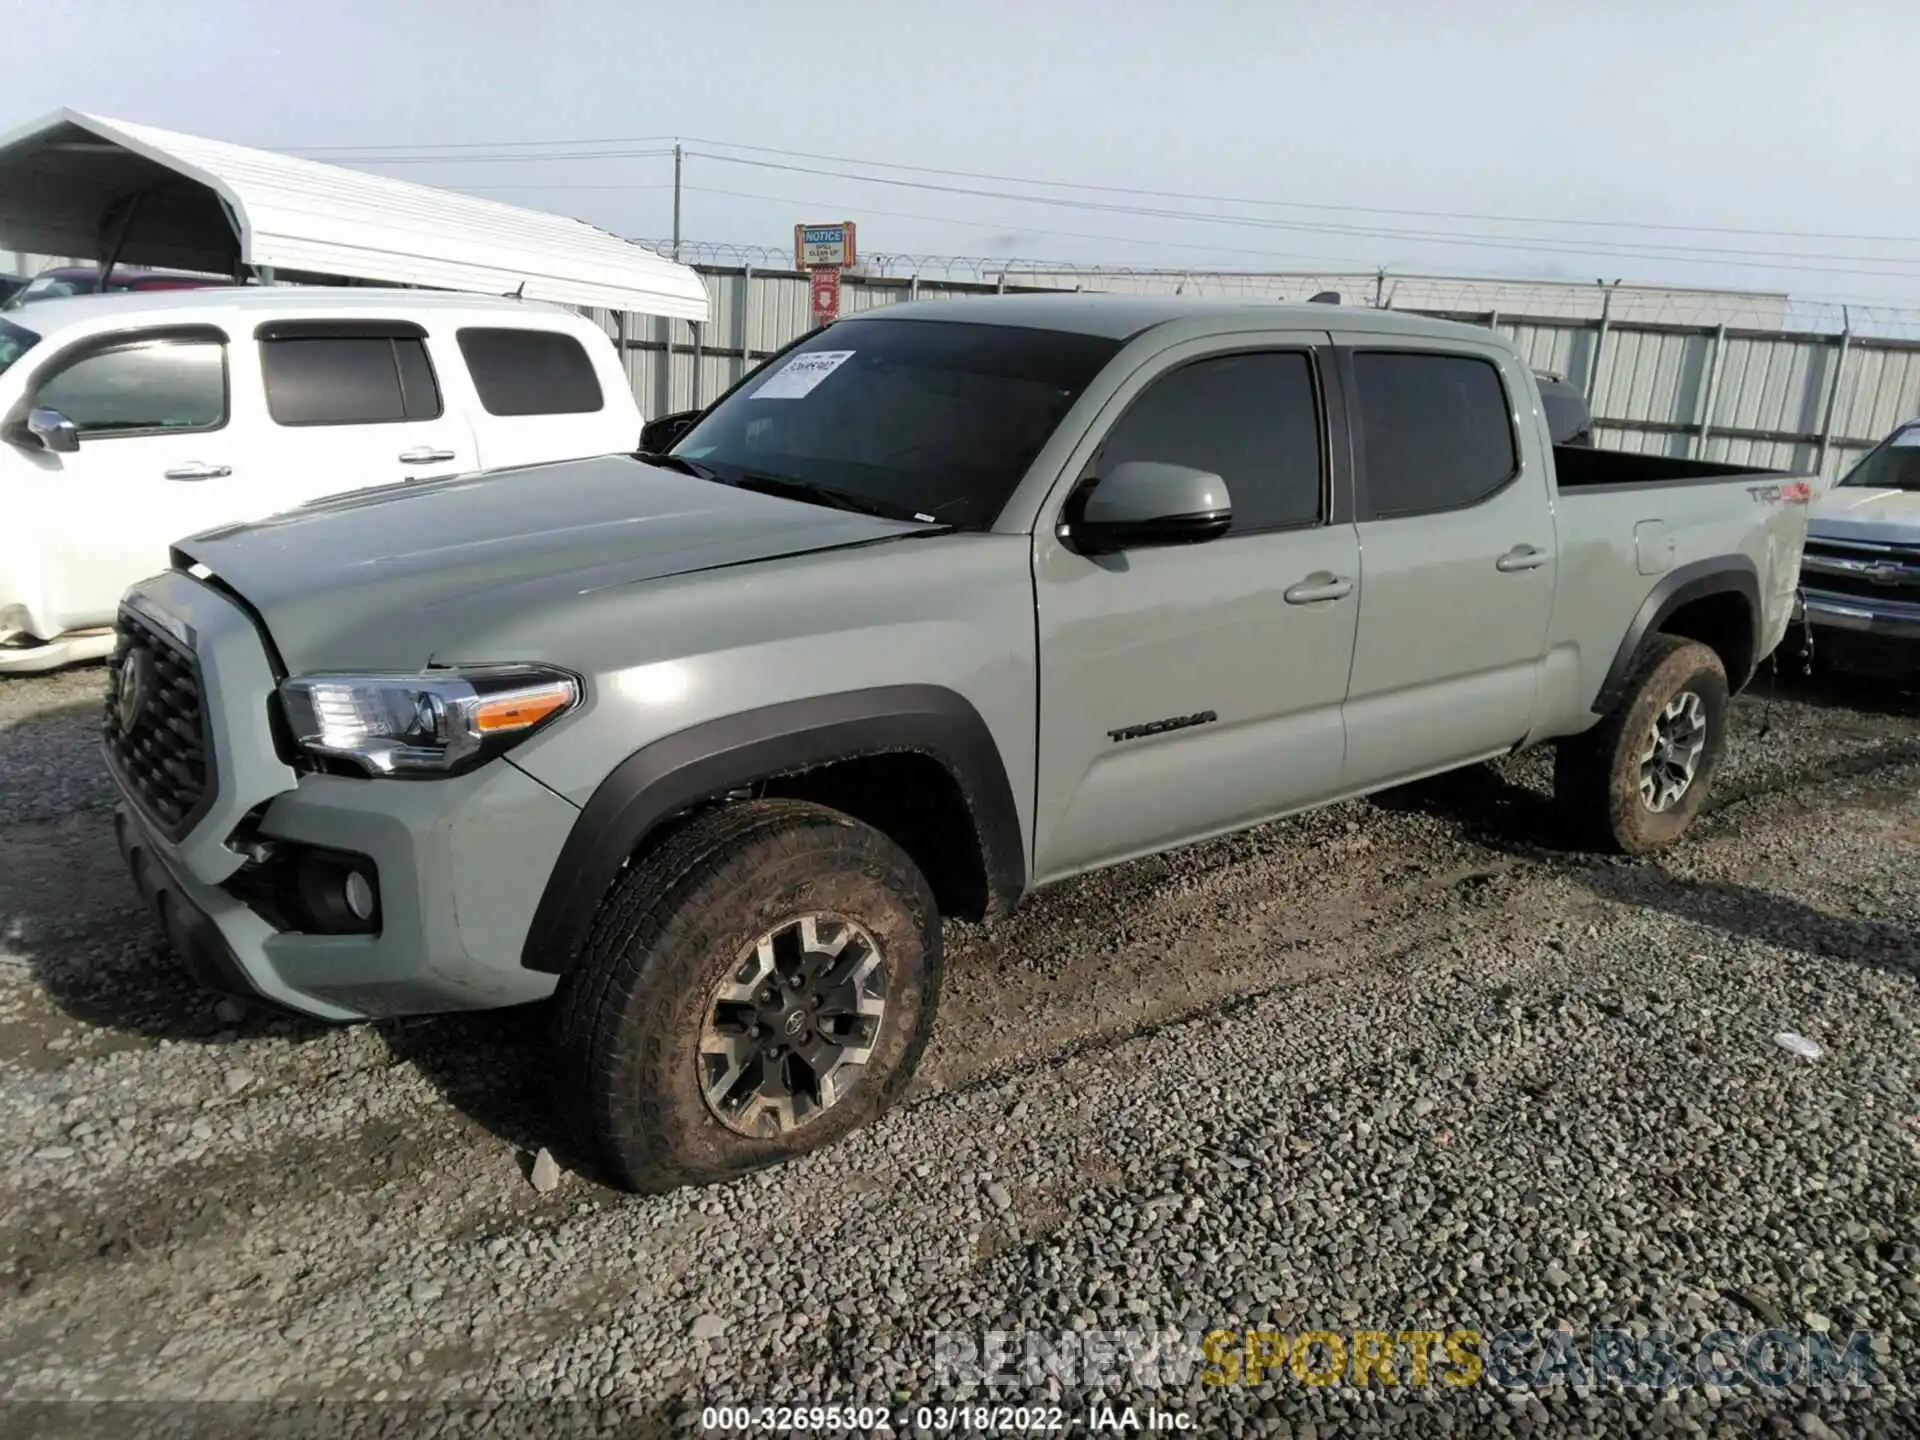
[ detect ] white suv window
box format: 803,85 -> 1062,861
34,334 -> 227,439
261,334 -> 442,427
456,328 -> 604,416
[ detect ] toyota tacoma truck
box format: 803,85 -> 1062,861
101,297 -> 1812,1191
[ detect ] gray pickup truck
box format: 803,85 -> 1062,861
102,297 -> 1812,1191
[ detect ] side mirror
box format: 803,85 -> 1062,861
26,406 -> 80,454
638,409 -> 700,454
1062,461 -> 1232,555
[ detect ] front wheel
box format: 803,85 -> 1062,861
1554,635 -> 1730,854
553,799 -> 942,1192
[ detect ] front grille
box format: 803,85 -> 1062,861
1803,538 -> 1920,609
103,607 -> 213,839
1804,570 -> 1920,606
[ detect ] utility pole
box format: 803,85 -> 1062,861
671,143 -> 683,262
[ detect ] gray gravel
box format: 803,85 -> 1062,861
1,667 -> 1916,1437
0,666 -> 113,826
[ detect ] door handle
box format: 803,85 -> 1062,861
399,447 -> 457,465
1283,573 -> 1355,605
162,463 -> 231,481
1496,545 -> 1548,573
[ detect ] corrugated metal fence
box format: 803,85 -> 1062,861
588,265 -> 1920,484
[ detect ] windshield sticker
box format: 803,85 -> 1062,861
1892,428 -> 1920,448
753,350 -> 856,400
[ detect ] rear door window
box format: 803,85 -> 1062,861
260,335 -> 442,426
456,328 -> 604,416
1350,352 -> 1517,517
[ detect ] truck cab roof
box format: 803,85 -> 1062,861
851,292 -> 1501,345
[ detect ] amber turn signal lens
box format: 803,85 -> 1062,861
471,683 -> 576,734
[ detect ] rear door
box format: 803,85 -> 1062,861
446,325 -> 626,469
254,320 -> 478,502
1032,333 -> 1362,880
1336,337 -> 1557,788
20,325 -> 265,633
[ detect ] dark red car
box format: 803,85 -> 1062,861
1,266 -> 230,310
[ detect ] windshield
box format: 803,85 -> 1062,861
672,318 -> 1121,529
1838,425 -> 1920,492
3,274 -> 88,309
0,318 -> 40,378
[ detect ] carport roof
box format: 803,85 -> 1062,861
0,109 -> 709,321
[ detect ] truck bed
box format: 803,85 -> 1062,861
1553,444 -> 1783,490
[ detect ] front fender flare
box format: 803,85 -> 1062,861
518,685 -> 1025,974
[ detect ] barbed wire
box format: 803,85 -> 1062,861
636,239 -> 1920,337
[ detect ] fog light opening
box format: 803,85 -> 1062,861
344,871 -> 377,924
293,855 -> 381,935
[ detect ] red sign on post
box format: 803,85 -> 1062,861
809,266 -> 841,327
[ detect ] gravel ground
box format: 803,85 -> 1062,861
0,664 -> 1916,1438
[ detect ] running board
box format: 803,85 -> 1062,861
0,629 -> 115,675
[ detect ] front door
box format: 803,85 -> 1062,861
1336,340 -> 1557,788
1032,337 -> 1361,881
24,328 -> 262,634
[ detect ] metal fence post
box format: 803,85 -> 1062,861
1815,308 -> 1854,479
1585,282 -> 1615,404
658,318 -> 674,421
909,273 -> 920,302
1693,324 -> 1726,459
737,265 -> 754,387
614,310 -> 630,408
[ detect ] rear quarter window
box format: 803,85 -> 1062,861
456,327 -> 604,417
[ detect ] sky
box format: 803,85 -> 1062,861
8,0 -> 1920,315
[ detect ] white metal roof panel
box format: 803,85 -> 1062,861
0,109 -> 709,322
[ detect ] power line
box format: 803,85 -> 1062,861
679,183 -> 1364,268
436,147 -> 1920,278
674,136 -> 1920,248
287,130 -> 1920,290
301,147 -> 676,165
287,135 -> 675,154
459,183 -> 675,193
298,129 -> 1920,248
677,153 -> 1920,279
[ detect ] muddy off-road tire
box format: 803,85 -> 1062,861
554,799 -> 942,1193
1554,635 -> 1730,855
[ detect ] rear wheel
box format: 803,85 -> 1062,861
553,799 -> 942,1192
1554,635 -> 1729,854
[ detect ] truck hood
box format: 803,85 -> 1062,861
1808,485 -> 1920,545
176,455 -> 929,670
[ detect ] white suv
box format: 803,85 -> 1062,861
0,287 -> 643,672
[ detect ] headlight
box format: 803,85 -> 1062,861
278,665 -> 580,777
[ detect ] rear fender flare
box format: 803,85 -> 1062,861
1592,557 -> 1761,713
